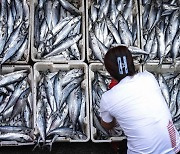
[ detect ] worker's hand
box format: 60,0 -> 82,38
101,118 -> 116,130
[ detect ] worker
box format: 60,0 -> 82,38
99,45 -> 180,154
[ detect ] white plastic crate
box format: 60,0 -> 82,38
143,63 -> 180,133
33,62 -> 90,143
89,63 -> 142,142
0,0 -> 31,64
31,0 -> 86,63
139,0 -> 180,64
0,65 -> 34,146
86,0 -> 141,63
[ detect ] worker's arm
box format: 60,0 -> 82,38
101,117 -> 116,130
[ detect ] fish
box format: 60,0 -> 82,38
88,0 -> 140,62
0,0 -> 8,55
155,26 -> 166,65
0,126 -> 31,133
171,29 -> 180,63
0,0 -> 30,63
157,73 -> 170,106
59,0 -> 81,16
34,0 -> 83,61
0,67 -> 32,144
53,16 -> 81,46
106,17 -> 121,44
43,34 -> 82,58
35,68 -> 87,146
44,75 -> 57,112
142,1 -> 180,63
89,31 -> 104,63
91,69 -> 126,140
67,87 -> 82,131
0,133 -> 33,142
36,98 -> 46,143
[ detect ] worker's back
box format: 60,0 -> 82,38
100,70 -> 180,154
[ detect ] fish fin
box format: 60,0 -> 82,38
170,61 -> 176,69
32,136 -> 41,151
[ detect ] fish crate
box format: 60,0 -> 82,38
86,0 -> 142,64
0,0 -> 31,64
31,0 -> 86,63
33,62 -> 90,144
89,63 -> 142,142
139,0 -> 180,65
0,65 -> 34,146
143,63 -> 180,133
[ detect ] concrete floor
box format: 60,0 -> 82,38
0,141 -> 116,154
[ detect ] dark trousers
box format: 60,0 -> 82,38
111,139 -> 127,154
117,139 -> 127,154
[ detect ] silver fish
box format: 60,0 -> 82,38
44,75 -> 57,112
61,69 -> 83,87
171,29 -> 180,63
0,126 -> 31,133
106,17 -> 121,44
44,34 -> 82,58
68,87 -> 82,131
3,78 -> 29,112
14,0 -> 23,29
0,133 -> 33,142
60,77 -> 83,109
157,73 -> 170,106
59,0 -> 81,16
89,31 -> 104,62
47,127 -> 74,138
90,3 -> 98,23
156,26 -> 166,65
0,0 -> 8,55
78,91 -> 86,133
53,16 -> 81,46
54,71 -> 63,110
36,98 -> 46,143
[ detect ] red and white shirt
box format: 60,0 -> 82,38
100,71 -> 180,154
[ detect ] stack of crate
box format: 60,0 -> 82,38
86,0 -> 142,142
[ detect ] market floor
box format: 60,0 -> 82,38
0,141 -> 117,154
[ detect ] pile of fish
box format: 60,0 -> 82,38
152,70 -> 180,133
0,0 -> 30,64
35,68 -> 87,149
34,0 -> 83,61
0,69 -> 33,143
142,0 -> 180,64
88,0 -> 144,63
92,70 -> 125,140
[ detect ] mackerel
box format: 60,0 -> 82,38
0,133 -> 33,142
68,87 -> 82,131
59,0 -> 81,16
44,34 -> 82,58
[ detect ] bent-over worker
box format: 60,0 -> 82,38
99,45 -> 180,154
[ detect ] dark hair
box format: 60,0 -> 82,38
104,46 -> 136,82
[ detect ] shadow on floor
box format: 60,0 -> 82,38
0,141 -> 116,154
